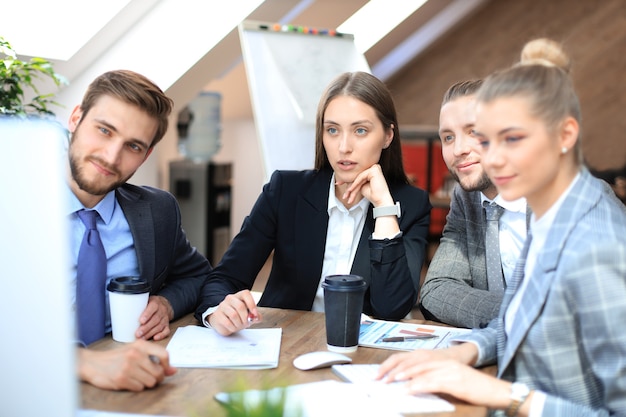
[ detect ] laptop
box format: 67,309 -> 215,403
0,118 -> 77,417
0,118 -> 178,417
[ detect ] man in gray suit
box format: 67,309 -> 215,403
419,80 -> 527,328
67,70 -> 211,391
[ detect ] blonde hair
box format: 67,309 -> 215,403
478,38 -> 583,164
519,38 -> 572,73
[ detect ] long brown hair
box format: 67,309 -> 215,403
314,71 -> 408,184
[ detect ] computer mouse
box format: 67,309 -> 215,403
292,350 -> 352,370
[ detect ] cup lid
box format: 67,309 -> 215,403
107,276 -> 150,294
322,274 -> 367,289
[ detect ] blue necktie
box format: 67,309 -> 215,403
76,210 -> 107,345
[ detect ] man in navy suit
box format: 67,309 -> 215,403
67,70 -> 211,391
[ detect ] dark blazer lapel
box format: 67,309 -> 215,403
351,206 -> 374,286
295,170 -> 332,292
116,186 -> 155,281
498,169 -> 599,373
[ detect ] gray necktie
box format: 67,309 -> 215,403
483,201 -> 506,296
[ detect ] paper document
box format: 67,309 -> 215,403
166,325 -> 281,369
216,378 -> 453,416
359,314 -> 470,351
78,411 -> 178,417
331,364 -> 455,413
216,380 -> 401,417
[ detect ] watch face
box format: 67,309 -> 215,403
511,382 -> 530,399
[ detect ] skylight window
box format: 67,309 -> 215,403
2,0 -> 131,60
338,0 -> 428,53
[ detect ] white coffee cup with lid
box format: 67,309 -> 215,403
107,277 -> 150,343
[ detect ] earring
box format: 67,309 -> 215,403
561,147 -> 568,154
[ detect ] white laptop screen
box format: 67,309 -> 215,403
0,118 -> 78,417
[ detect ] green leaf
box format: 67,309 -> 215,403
0,35 -> 68,118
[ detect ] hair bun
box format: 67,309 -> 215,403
519,38 -> 571,73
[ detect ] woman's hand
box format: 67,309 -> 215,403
377,343 -> 476,382
207,290 -> 262,336
378,345 -> 514,412
340,164 -> 400,238
399,359 -> 512,410
341,164 -> 393,207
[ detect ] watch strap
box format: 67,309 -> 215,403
505,382 -> 531,417
373,201 -> 401,219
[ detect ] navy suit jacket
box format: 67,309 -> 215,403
116,184 -> 211,320
196,168 -> 431,321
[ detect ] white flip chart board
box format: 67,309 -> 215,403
239,20 -> 371,180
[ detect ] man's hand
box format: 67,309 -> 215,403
207,290 -> 262,336
137,295 -> 174,341
78,339 -> 177,392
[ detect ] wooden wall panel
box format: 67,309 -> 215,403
388,0 -> 626,171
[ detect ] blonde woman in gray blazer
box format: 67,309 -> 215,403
379,39 -> 626,416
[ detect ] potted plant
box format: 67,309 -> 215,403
1,35 -> 67,118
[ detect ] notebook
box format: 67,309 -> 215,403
166,325 -> 282,369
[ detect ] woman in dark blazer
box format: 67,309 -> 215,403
196,72 -> 431,335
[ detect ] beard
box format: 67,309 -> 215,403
69,144 -> 128,196
449,168 -> 493,193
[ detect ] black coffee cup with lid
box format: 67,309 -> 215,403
322,274 -> 368,353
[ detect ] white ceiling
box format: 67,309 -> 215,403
3,0 -> 488,122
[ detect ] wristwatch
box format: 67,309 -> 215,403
505,382 -> 531,417
373,201 -> 401,219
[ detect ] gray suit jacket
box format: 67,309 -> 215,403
116,184 -> 211,320
469,169 -> 626,416
420,184 -> 522,328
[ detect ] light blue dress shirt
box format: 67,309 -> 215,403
67,184 -> 139,333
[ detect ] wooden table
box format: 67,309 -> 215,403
81,307 -> 491,416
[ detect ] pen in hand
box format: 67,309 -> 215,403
381,335 -> 439,342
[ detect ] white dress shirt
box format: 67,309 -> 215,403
311,174 -> 369,312
480,194 -> 528,286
